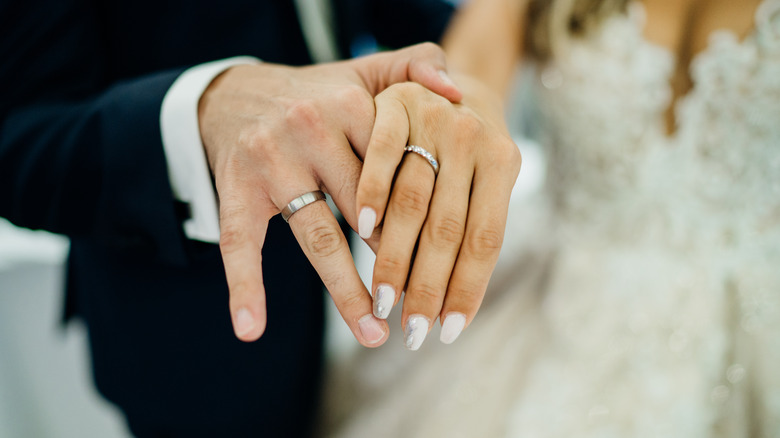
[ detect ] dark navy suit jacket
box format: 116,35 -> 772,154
0,0 -> 452,436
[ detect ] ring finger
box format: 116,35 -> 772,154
370,146 -> 436,322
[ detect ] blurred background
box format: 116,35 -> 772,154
0,220 -> 129,437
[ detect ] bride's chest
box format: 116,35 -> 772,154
530,0 -> 780,233
641,0 -> 762,61
533,0 -> 780,163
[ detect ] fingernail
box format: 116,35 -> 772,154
440,312 -> 467,344
373,284 -> 396,319
234,308 -> 255,337
358,207 -> 377,240
438,70 -> 456,88
404,314 -> 430,351
358,314 -> 386,345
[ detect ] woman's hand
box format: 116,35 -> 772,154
356,76 -> 521,350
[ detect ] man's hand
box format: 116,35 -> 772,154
197,43 -> 460,346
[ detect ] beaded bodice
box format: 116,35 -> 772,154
534,0 -> 780,258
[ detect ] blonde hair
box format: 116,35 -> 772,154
526,0 -> 630,60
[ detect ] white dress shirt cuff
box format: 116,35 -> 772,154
160,56 -> 260,243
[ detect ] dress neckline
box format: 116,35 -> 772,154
630,0 -> 779,136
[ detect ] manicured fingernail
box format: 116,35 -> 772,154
404,314 -> 430,351
358,207 -> 377,239
358,314 -> 386,345
440,312 -> 467,344
234,308 -> 255,337
373,284 -> 395,319
438,70 -> 456,88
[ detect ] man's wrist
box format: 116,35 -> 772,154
160,56 -> 261,243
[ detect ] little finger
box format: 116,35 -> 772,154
400,154 -> 474,350
439,155 -> 519,344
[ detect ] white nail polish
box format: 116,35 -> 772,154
373,284 -> 395,319
358,314 -> 386,345
440,313 -> 467,344
404,315 -> 430,351
358,207 -> 377,239
234,308 -> 255,337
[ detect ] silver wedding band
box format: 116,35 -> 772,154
404,145 -> 439,175
281,190 -> 326,223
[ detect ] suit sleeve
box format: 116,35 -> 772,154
370,0 -> 456,48
0,0 -> 189,264
331,0 -> 455,58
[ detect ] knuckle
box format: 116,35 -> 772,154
509,143 -> 523,171
410,282 -> 444,306
337,84 -> 375,121
218,210 -> 249,251
420,96 -> 456,127
219,227 -> 246,255
336,289 -> 365,314
374,254 -> 409,278
427,216 -> 465,248
302,221 -> 343,258
316,263 -> 351,295
447,284 -> 485,307
284,98 -> 322,127
456,112 -> 485,140
389,81 -> 424,100
419,102 -> 446,127
482,138 -> 522,176
239,128 -> 280,165
464,225 -> 504,261
369,129 -> 401,152
493,137 -> 521,163
358,180 -> 387,207
391,185 -> 430,217
337,84 -> 370,107
416,41 -> 444,57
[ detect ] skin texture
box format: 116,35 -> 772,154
197,43 -> 464,347
356,75 -> 522,348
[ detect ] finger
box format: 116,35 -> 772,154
401,151 -> 474,350
306,128 -> 384,253
404,43 -> 463,103
353,42 -> 462,103
439,155 -> 518,345
217,181 -> 276,342
286,194 -> 388,347
370,152 -> 436,322
355,92 -> 409,241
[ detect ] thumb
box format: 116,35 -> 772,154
353,42 -> 463,103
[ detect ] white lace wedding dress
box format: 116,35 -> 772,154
322,2 -> 780,437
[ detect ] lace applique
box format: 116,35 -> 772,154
532,0 -> 780,256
